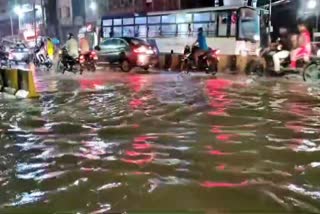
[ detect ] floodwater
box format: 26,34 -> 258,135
1,71 -> 320,213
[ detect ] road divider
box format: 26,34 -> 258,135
0,67 -> 39,99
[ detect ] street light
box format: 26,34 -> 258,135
89,2 -> 97,11
14,5 -> 24,18
307,0 -> 317,10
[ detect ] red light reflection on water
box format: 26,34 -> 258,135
121,135 -> 157,166
205,79 -> 233,116
206,146 -> 233,156
79,79 -> 104,90
128,75 -> 144,92
130,99 -> 143,109
134,136 -> 158,143
121,154 -> 154,165
216,164 -> 226,171
201,180 -> 249,188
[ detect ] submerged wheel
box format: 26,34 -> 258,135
120,59 -> 131,72
207,58 -> 218,75
303,63 -> 320,84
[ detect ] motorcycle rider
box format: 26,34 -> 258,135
290,20 -> 312,69
64,33 -> 79,70
35,37 -> 46,63
65,33 -> 79,58
272,28 -> 292,73
192,27 -> 209,67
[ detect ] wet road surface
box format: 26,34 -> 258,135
1,69 -> 320,213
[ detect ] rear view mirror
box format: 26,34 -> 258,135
94,46 -> 101,51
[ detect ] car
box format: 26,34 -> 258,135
95,37 -> 158,72
8,42 -> 31,65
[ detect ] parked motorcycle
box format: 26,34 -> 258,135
0,46 -> 10,68
33,47 -> 53,70
180,45 -> 219,75
56,47 -> 84,74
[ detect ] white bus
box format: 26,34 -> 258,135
101,6 -> 268,56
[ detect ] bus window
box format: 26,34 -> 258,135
162,14 -> 176,24
103,19 -> 112,26
194,12 -> 211,22
136,17 -> 147,24
123,18 -> 134,25
148,25 -> 161,37
208,22 -> 217,37
148,16 -> 161,24
176,13 -> 192,23
114,27 -> 122,37
238,8 -> 260,41
218,12 -> 228,36
178,24 -> 189,37
135,25 -> 147,37
103,27 -> 111,38
194,23 -> 209,36
162,24 -> 176,37
123,26 -> 134,37
114,19 -> 122,26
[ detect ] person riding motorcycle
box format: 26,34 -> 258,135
272,28 -> 292,73
79,35 -> 90,55
192,27 -> 209,67
35,37 -> 47,63
290,20 -> 312,69
65,33 -> 79,59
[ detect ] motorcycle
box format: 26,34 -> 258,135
303,56 -> 320,83
180,45 -> 219,75
81,51 -> 98,72
56,47 -> 84,74
0,46 -> 9,68
248,43 -> 306,77
33,47 -> 53,70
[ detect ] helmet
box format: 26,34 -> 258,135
67,33 -> 74,39
198,27 -> 203,33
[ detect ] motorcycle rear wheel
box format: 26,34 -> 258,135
207,58 -> 218,75
303,62 -> 320,84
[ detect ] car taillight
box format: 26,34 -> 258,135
134,46 -> 154,55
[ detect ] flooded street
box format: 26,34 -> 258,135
1,71 -> 320,213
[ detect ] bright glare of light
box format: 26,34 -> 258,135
89,2 -> 97,11
307,0 -> 317,10
14,5 -> 24,17
253,34 -> 260,41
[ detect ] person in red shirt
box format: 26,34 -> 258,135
290,20 -> 312,69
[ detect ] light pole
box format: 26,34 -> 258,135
306,0 -> 319,32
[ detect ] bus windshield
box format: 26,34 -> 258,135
238,8 -> 260,41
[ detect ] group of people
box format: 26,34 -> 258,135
191,20 -> 313,72
271,20 -> 312,73
36,33 -> 92,62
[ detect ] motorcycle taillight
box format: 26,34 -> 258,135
79,55 -> 85,63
